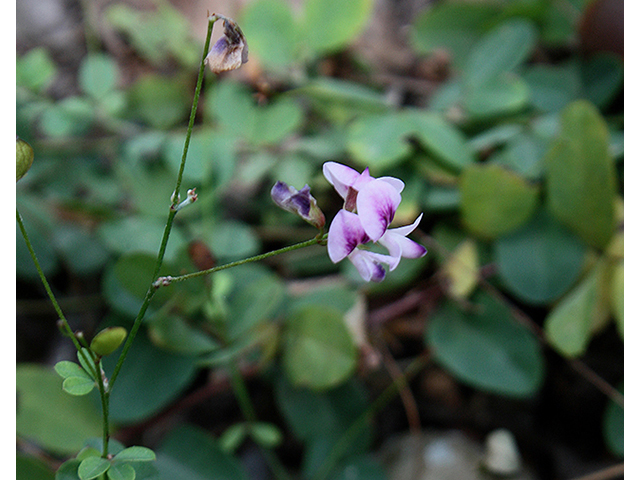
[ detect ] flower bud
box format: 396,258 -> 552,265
90,327 -> 127,357
16,137 -> 34,182
205,17 -> 248,74
271,181 -> 325,230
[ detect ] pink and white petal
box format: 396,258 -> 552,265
378,176 -> 405,194
348,250 -> 386,282
351,168 -> 374,191
323,162 -> 361,199
389,213 -> 423,237
357,179 -> 402,242
376,233 -> 403,271
380,232 -> 427,261
327,210 -> 368,263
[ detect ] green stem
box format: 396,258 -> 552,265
228,365 -> 292,480
311,354 -> 429,480
108,16 -> 219,390
159,235 -> 326,286
17,209 -> 108,455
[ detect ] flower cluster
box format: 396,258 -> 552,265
322,162 -> 426,282
271,162 -> 426,282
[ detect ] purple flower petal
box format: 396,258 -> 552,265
327,210 -> 369,263
356,179 -> 402,242
348,249 -> 386,282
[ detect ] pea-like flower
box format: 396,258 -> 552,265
271,181 -> 326,230
323,162 -> 426,282
205,16 -> 248,73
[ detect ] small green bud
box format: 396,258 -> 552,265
90,327 -> 127,356
16,137 -> 34,182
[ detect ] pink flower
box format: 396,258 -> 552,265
323,162 -> 427,282
323,162 -> 404,242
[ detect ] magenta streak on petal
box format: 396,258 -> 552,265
356,180 -> 401,242
327,210 -> 369,263
348,249 -> 387,282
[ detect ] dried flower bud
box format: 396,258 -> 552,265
271,181 -> 325,230
206,17 -> 248,74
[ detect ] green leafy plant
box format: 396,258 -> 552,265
17,1 -> 623,479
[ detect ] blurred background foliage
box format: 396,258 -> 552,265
17,0 -> 623,478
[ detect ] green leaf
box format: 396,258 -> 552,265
79,54 -> 119,99
107,463 -> 136,480
410,2 -> 500,67
77,348 -> 98,381
460,163 -> 539,239
251,96 -> 304,144
76,447 -> 102,461
101,331 -> 199,424
347,110 -> 473,172
203,220 -> 260,262
523,62 -> 580,112
408,110 -> 474,170
17,365 -> 103,455
17,453 -> 55,480
219,424 -> 248,453
114,446 -> 156,462
426,292 -> 545,397
347,113 -> 413,171
249,423 -> 283,448
205,79 -> 254,132
148,313 -> 220,355
55,459 -> 82,480
155,424 -> 248,480
495,210 -> 586,305
17,47 -> 57,93
603,384 -> 623,457
77,456 -> 111,480
465,19 -> 537,87
53,223 -> 110,276
127,74 -> 191,130
108,252 -> 173,306
283,305 -> 357,390
241,0 -> 297,68
491,132 -> 546,180
464,74 -> 530,119
296,78 -> 387,123
226,274 -> 286,340
545,101 -> 616,248
54,361 -> 92,381
275,375 -> 371,465
39,97 -> 94,138
62,376 -> 96,396
300,0 -> 374,55
99,217 -> 186,262
544,261 -> 605,357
